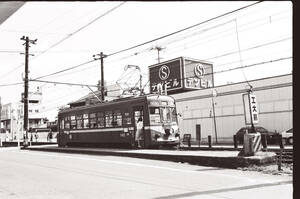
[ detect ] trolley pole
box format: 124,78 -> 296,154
93,52 -> 107,101
20,36 -> 37,148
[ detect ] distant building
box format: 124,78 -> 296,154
0,87 -> 47,141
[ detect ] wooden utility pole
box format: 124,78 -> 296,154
93,52 -> 107,101
20,36 -> 37,147
151,46 -> 165,63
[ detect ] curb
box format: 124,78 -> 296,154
23,147 -> 277,169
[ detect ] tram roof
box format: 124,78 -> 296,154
59,94 -> 175,115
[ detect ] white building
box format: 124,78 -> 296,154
172,74 -> 292,144
0,87 -> 47,141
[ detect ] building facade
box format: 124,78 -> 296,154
172,74 -> 292,144
0,87 -> 47,141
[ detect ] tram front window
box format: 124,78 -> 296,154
149,107 -> 177,124
149,107 -> 160,124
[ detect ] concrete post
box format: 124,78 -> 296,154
208,135 -> 212,148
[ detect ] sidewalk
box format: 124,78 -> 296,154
23,144 -> 278,169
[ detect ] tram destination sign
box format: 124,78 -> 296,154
148,57 -> 214,94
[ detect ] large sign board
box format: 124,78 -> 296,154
149,58 -> 183,94
149,57 -> 214,94
183,58 -> 214,90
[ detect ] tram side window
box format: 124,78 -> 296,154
90,113 -> 97,128
65,116 -> 70,129
70,115 -> 76,129
105,111 -> 113,127
123,112 -> 132,125
83,113 -> 89,128
114,110 -> 122,127
60,119 -> 64,130
97,112 -> 105,128
76,114 -> 83,129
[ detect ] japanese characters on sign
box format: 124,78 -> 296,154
149,58 -> 183,94
249,94 -> 259,124
148,57 -> 214,94
183,59 -> 213,89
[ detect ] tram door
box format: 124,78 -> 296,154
133,106 -> 145,148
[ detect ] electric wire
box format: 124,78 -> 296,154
105,1 -> 262,58
22,1 -> 282,82
0,2 -> 126,81
26,56 -> 292,115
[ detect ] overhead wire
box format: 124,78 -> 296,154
105,1 -> 262,58
35,56 -> 292,115
24,1 -> 265,82
0,2 -> 126,82
100,8 -> 291,71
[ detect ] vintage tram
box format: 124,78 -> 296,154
57,94 -> 180,148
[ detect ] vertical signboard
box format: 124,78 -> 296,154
149,58 -> 183,94
249,94 -> 259,124
243,92 -> 259,125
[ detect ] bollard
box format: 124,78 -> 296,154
277,134 -> 284,171
278,134 -> 284,149
233,135 -> 237,149
208,135 -> 212,148
278,148 -> 283,171
0,138 -> 2,147
187,137 -> 191,148
261,134 -> 268,151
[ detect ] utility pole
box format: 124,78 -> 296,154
151,46 -> 165,63
20,36 -> 37,147
212,89 -> 218,143
93,52 -> 107,101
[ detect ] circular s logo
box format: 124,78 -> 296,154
159,65 -> 170,80
194,64 -> 205,78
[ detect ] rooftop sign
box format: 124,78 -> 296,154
148,57 -> 214,94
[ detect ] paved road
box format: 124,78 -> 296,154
0,148 -> 292,199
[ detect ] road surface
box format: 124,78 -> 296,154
0,147 -> 292,199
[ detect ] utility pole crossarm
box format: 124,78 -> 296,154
93,52 -> 107,102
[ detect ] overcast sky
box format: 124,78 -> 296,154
0,1 -> 292,121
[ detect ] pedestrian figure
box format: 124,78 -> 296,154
35,132 -> 39,142
136,117 -> 143,148
47,131 -> 53,142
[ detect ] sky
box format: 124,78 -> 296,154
0,1 -> 293,121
